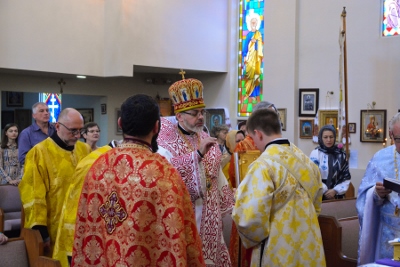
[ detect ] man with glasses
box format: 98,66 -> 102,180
18,102 -> 56,166
19,108 -> 91,263
157,73 -> 235,267
357,112 -> 400,264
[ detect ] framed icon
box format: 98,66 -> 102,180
76,108 -> 94,124
6,91 -> 24,107
277,108 -> 287,131
348,123 -> 356,134
299,88 -> 319,117
360,109 -> 386,143
101,103 -> 107,115
299,119 -> 313,139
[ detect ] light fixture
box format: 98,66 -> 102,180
367,101 -> 376,110
77,75 -> 86,79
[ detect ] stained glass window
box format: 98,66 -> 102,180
39,93 -> 62,123
238,0 -> 264,117
382,0 -> 400,36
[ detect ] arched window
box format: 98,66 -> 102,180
238,0 -> 264,116
39,93 -> 62,123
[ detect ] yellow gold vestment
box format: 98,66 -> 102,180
19,138 -> 91,265
232,143 -> 326,267
53,145 -> 112,267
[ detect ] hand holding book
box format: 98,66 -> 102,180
383,177 -> 400,194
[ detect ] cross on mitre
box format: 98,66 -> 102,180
179,69 -> 186,80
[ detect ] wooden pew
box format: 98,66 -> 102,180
0,228 -> 61,267
345,182 -> 355,198
318,197 -> 359,267
0,184 -> 22,233
320,197 -> 357,218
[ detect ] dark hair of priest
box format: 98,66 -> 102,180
120,94 -> 160,137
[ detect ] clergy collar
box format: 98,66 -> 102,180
178,123 -> 195,135
51,132 -> 75,151
264,138 -> 290,150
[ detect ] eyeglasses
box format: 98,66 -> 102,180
58,122 -> 81,135
87,130 -> 100,134
181,110 -> 207,117
391,131 -> 400,143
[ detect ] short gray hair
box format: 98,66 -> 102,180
211,124 -> 230,138
389,113 -> 400,131
32,102 -> 47,114
253,101 -> 277,112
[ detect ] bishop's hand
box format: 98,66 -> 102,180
198,137 -> 217,156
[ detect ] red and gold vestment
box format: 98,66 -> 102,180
157,118 -> 234,267
72,144 -> 204,266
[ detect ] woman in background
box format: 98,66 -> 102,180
221,130 -> 245,187
0,123 -> 21,185
211,124 -> 230,154
310,125 -> 351,200
81,122 -> 100,151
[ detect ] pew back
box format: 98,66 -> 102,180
320,197 -> 357,219
339,216 -> 359,260
0,184 -> 22,232
318,215 -> 358,267
0,228 -> 61,267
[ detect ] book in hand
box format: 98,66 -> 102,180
384,177 -> 400,193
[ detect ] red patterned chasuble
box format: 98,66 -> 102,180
157,118 -> 234,267
72,145 -> 204,267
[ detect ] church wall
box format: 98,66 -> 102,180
0,0 -> 105,76
0,0 -> 229,77
295,0 -> 400,190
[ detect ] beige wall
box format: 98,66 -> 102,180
0,0 -> 229,76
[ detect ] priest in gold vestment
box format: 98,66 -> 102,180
232,109 -> 326,267
72,94 -> 204,266
19,108 -> 91,264
228,101 -> 278,267
53,145 -> 112,266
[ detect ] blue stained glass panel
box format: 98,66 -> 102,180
39,93 -> 62,123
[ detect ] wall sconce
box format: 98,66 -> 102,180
367,101 -> 376,110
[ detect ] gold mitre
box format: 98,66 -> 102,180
168,69 -> 206,113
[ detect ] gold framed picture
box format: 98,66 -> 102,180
299,119 -> 313,139
360,109 -> 386,143
277,108 -> 287,131
318,110 -> 338,131
76,108 -> 94,124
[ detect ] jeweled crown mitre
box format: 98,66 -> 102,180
168,70 -> 206,113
